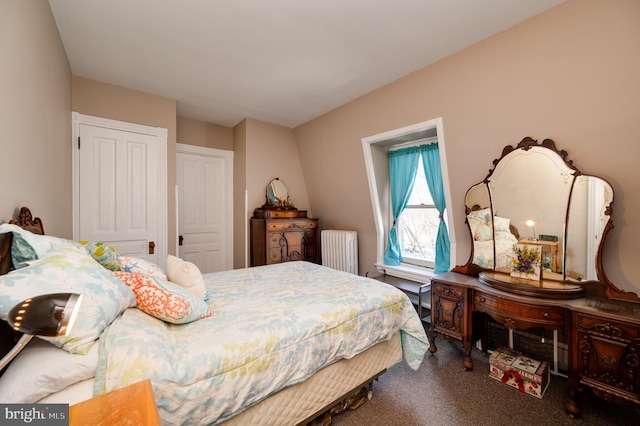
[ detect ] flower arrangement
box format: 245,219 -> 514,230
510,244 -> 541,280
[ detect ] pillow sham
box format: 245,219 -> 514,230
466,208 -> 490,223
0,223 -> 80,269
0,245 -> 136,354
494,216 -> 512,233
113,272 -> 212,324
166,254 -> 207,300
78,241 -> 122,271
117,256 -> 167,280
468,217 -> 492,242
0,338 -> 98,403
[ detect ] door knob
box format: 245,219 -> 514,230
148,241 -> 155,254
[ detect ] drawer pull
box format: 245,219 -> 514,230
543,312 -> 550,319
478,296 -> 486,303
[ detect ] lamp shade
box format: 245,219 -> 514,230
1,293 -> 82,371
7,293 -> 82,337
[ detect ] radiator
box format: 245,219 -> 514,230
321,230 -> 358,275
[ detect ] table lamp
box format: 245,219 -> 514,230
526,219 -> 537,241
0,293 -> 82,370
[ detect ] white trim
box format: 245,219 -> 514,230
361,118 -> 457,277
71,112 -> 169,269
176,143 -> 234,271
374,262 -> 435,284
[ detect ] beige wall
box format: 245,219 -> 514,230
0,0 -> 72,237
294,0 -> 640,294
233,118 -> 311,268
71,76 -> 178,255
177,116 -> 233,150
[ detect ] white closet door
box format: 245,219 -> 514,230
78,124 -> 160,264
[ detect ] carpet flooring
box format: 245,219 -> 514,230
332,340 -> 639,426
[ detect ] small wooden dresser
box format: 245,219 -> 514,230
250,208 -> 319,266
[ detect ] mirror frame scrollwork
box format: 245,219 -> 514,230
453,137 -> 639,303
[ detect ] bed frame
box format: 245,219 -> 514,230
0,207 -> 401,425
0,207 -> 45,367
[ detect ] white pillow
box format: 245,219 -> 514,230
0,338 -> 98,403
166,255 -> 206,300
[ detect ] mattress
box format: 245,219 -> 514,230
224,331 -> 403,425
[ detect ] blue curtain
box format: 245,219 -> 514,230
420,143 -> 450,273
384,146 -> 420,265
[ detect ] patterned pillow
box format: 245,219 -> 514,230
113,272 -> 212,324
468,217 -> 493,241
0,223 -> 80,269
117,256 -> 167,280
494,216 -> 512,233
0,245 -> 136,354
79,241 -> 122,271
166,255 -> 207,300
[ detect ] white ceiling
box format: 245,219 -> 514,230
49,0 -> 564,128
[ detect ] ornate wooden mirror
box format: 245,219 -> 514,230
253,178 -> 307,219
455,137 -> 639,302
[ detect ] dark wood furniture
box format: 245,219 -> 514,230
0,207 -> 45,365
250,216 -> 319,266
428,271 -> 640,415
427,138 -> 640,417
250,178 -> 319,266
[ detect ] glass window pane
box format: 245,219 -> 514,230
408,157 -> 433,206
398,207 -> 440,262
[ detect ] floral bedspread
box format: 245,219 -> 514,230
95,261 -> 428,425
473,230 -> 518,269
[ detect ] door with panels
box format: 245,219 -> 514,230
73,113 -> 168,268
176,144 -> 233,273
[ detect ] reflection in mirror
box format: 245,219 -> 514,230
465,184 -> 494,269
565,176 -> 613,282
488,145 -> 575,279
266,178 -> 291,207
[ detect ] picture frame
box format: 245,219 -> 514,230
510,243 -> 542,281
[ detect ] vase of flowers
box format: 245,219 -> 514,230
510,243 -> 542,281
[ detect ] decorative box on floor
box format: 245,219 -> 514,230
489,347 -> 550,398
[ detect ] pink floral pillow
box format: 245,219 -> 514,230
112,272 -> 212,324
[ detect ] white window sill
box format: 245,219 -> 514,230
373,262 -> 435,283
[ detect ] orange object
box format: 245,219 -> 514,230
69,379 -> 160,426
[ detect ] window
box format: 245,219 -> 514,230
397,153 -> 442,268
362,118 -> 455,282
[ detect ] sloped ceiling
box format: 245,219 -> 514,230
49,0 -> 565,128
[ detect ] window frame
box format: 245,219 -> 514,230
361,118 -> 456,282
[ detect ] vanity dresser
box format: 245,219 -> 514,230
427,137 -> 640,417
250,178 -> 319,266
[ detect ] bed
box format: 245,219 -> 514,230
0,207 -> 428,425
466,206 -> 520,270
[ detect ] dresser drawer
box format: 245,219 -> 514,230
474,292 -> 566,329
267,220 -> 317,232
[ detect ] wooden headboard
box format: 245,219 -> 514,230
0,207 -> 45,370
0,207 -> 45,275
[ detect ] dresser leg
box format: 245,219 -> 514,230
427,325 -> 438,354
564,376 -> 581,418
463,344 -> 474,370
